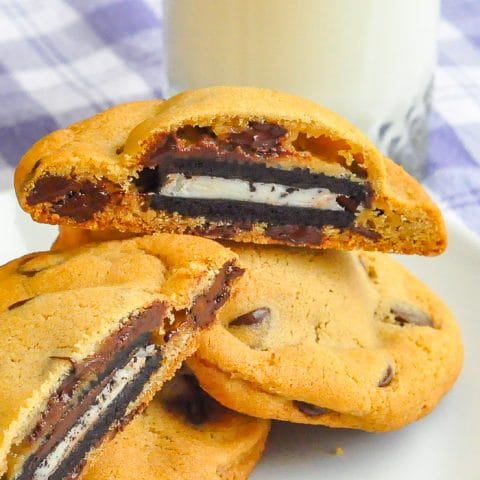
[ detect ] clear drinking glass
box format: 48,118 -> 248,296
163,0 -> 439,178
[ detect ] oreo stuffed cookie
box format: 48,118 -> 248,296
187,244 -> 463,432
0,234 -> 242,480
16,86 -> 445,255
81,369 -> 270,480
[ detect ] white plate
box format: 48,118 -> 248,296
1,189 -> 479,480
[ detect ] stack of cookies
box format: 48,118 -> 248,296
2,86 -> 462,479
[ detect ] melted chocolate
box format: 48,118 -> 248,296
336,194 -> 361,213
27,175 -> 110,222
16,303 -> 167,480
143,122 -> 288,167
226,122 -> 288,155
162,374 -> 211,425
190,261 -> 244,327
188,222 -> 253,239
136,137 -> 372,239
266,225 -> 323,244
350,160 -> 368,178
44,351 -> 162,480
27,303 -> 166,443
14,259 -> 241,480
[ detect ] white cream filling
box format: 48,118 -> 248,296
159,174 -> 346,211
31,345 -> 156,480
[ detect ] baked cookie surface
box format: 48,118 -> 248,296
16,87 -> 445,255
81,370 -> 270,480
186,244 -> 463,432
0,234 -> 241,480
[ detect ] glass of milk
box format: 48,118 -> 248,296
163,0 -> 440,178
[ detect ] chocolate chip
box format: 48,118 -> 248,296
27,175 -> 110,222
18,270 -> 39,278
185,395 -> 208,424
350,226 -> 381,240
190,262 -> 244,328
31,159 -> 42,175
17,254 -> 67,278
17,265 -> 46,278
378,365 -> 394,387
293,401 -> 329,416
177,125 -> 216,143
7,297 -> 34,310
134,167 -> 159,193
163,330 -> 177,343
266,225 -> 322,245
16,254 -> 41,277
193,224 -> 237,239
227,122 -> 287,155
350,159 -> 368,178
336,195 -> 360,213
163,374 -> 210,424
189,220 -> 253,240
230,307 -> 271,327
115,146 -> 124,155
391,306 -> 434,327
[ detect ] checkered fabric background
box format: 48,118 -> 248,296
0,0 -> 479,234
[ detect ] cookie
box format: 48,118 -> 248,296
186,244 -> 463,432
16,86 -> 445,255
51,226 -> 134,251
81,369 -> 270,480
0,234 -> 242,480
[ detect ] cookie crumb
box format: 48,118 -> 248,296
335,447 -> 344,456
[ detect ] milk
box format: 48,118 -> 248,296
163,0 -> 440,176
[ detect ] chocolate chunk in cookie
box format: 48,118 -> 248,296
391,306 -> 434,327
293,401 -> 329,416
378,364 -> 395,387
230,307 -> 271,326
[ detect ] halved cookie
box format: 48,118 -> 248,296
0,234 -> 242,479
81,370 -> 270,480
186,244 -> 463,432
16,87 -> 445,255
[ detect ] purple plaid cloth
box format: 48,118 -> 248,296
1,0 -> 479,234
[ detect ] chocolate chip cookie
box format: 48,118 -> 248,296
81,370 -> 270,480
187,244 -> 463,432
0,234 -> 242,480
15,86 -> 445,255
